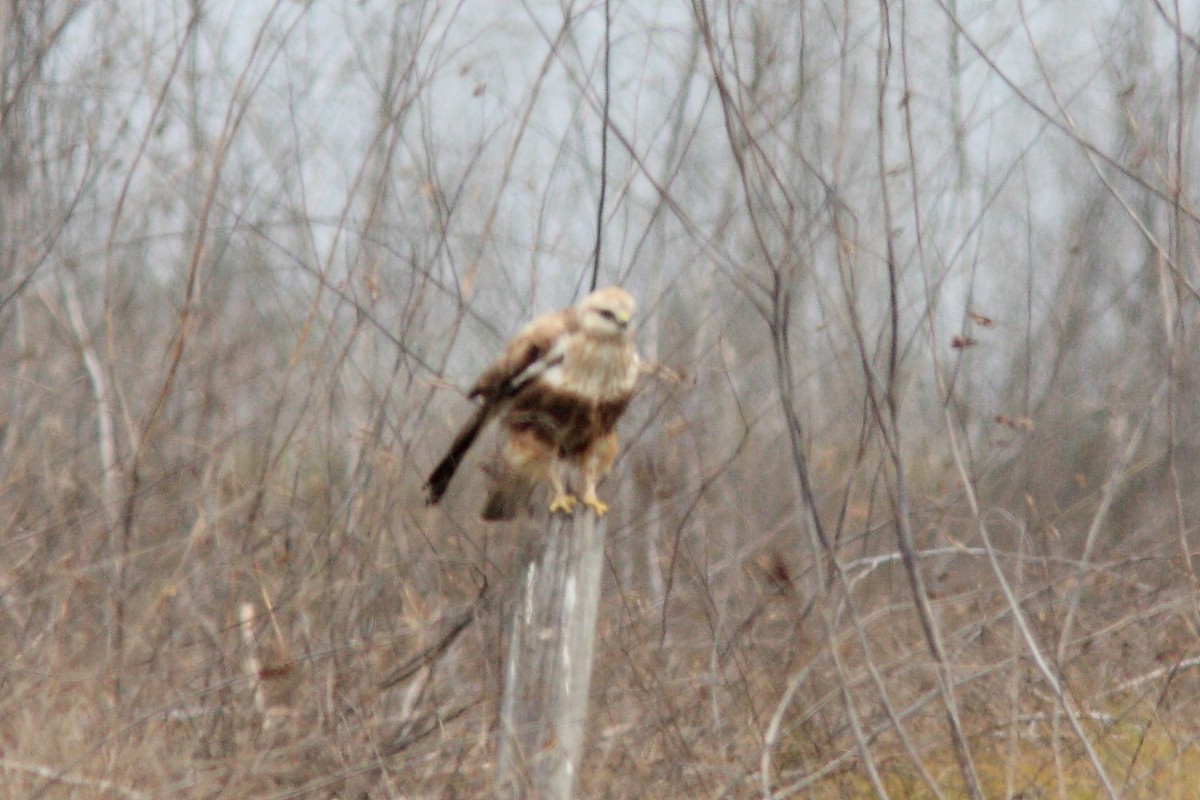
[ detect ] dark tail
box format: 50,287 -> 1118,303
425,403 -> 493,505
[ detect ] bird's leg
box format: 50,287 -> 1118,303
579,443 -> 612,517
547,456 -> 577,515
580,477 -> 608,517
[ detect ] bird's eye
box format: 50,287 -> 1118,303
598,309 -> 616,321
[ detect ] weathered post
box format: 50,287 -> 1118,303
495,510 -> 606,799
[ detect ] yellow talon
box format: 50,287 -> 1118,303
549,493 -> 578,515
582,493 -> 609,517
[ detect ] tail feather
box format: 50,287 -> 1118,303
481,474 -> 536,521
425,403 -> 493,505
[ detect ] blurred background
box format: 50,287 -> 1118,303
2,0 -> 1199,796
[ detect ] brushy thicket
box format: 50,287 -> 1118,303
2,1 -> 1200,798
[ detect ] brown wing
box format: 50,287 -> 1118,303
469,307 -> 577,400
425,305 -> 576,506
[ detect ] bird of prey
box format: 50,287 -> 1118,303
424,287 -> 640,520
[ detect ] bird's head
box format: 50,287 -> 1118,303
578,286 -> 635,339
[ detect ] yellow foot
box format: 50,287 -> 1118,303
582,493 -> 609,517
548,493 -> 578,515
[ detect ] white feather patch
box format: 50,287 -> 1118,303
539,337 -> 638,400
510,338 -> 567,391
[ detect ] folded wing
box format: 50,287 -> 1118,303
423,308 -> 575,505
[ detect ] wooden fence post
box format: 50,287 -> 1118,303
495,509 -> 606,799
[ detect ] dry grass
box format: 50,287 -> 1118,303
2,397 -> 1199,799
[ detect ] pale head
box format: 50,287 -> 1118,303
577,286 -> 635,338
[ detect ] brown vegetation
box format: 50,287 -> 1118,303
2,1 -> 1199,798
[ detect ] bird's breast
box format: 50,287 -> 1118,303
538,339 -> 637,401
506,338 -> 637,457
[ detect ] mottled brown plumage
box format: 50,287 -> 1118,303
425,287 -> 640,519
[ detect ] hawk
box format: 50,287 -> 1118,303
424,287 -> 640,520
